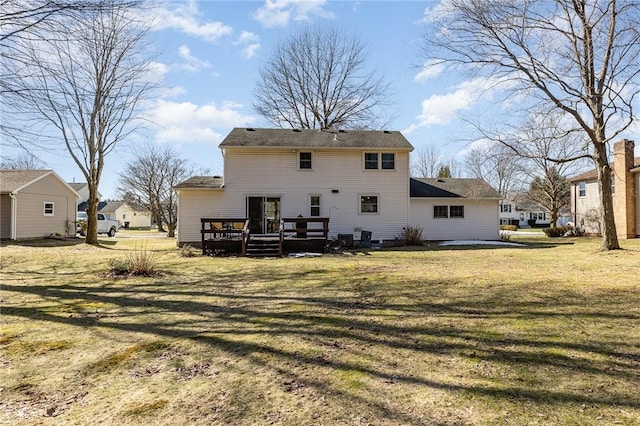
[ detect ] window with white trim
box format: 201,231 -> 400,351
381,153 -> 395,170
500,203 -> 512,213
44,202 -> 54,216
578,181 -> 586,197
364,153 -> 378,169
433,205 -> 448,218
364,152 -> 395,170
310,195 -> 320,217
359,195 -> 379,214
450,206 -> 464,218
299,152 -> 312,170
433,205 -> 465,219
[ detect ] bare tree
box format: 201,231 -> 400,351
507,111 -> 588,227
1,1 -> 140,142
118,144 -> 204,238
254,24 -> 391,130
5,2 -> 155,244
411,144 -> 462,178
465,143 -> 525,197
0,1 -> 137,43
526,167 -> 570,228
411,145 -> 444,177
422,0 -> 640,250
0,153 -> 47,169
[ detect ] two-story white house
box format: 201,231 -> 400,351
175,128 -> 501,251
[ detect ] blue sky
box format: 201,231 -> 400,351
10,0 -> 638,198
25,0 -> 484,198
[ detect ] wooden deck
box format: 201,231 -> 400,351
201,217 -> 329,257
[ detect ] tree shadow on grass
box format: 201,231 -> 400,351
3,254 -> 640,424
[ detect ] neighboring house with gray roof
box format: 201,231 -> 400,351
174,128 -> 501,246
410,178 -> 501,240
67,182 -> 101,205
1,169 -> 79,240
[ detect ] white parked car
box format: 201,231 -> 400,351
76,212 -> 119,237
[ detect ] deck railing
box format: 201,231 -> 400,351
201,218 -> 250,256
279,217 -> 330,255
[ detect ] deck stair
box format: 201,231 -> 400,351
246,238 -> 281,257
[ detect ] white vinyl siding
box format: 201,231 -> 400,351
175,148 -> 411,244
410,199 -> 499,241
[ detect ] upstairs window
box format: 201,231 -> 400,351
500,204 -> 512,213
299,152 -> 312,169
381,153 -> 395,170
44,202 -> 54,216
364,152 -> 395,170
578,181 -> 586,197
364,153 -> 379,169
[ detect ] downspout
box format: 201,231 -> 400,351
573,183 -> 579,231
9,192 -> 17,240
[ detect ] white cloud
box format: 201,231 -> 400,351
457,137 -> 494,157
146,100 -> 255,144
234,31 -> 261,59
151,1 -> 232,42
253,0 -> 334,28
405,77 -> 501,133
414,60 -> 446,82
176,45 -> 212,72
421,0 -> 455,23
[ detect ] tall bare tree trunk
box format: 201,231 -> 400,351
594,144 -> 619,250
85,184 -> 99,244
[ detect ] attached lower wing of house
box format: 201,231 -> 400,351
174,127 -> 501,248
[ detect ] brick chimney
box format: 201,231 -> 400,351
613,139 -> 636,239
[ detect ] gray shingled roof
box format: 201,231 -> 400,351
219,128 -> 414,150
173,176 -> 224,189
99,201 -> 125,213
410,178 -> 501,199
569,156 -> 640,182
0,169 -> 51,193
68,182 -> 87,191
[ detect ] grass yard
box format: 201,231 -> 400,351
1,235 -> 639,425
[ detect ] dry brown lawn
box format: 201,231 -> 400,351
1,234 -> 639,425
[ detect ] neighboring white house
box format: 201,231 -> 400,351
99,201 -> 152,228
174,128 -> 502,247
498,200 -> 555,227
67,182 -> 101,205
77,200 -> 152,228
1,170 -> 79,240
569,139 -> 639,238
410,178 -> 501,240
